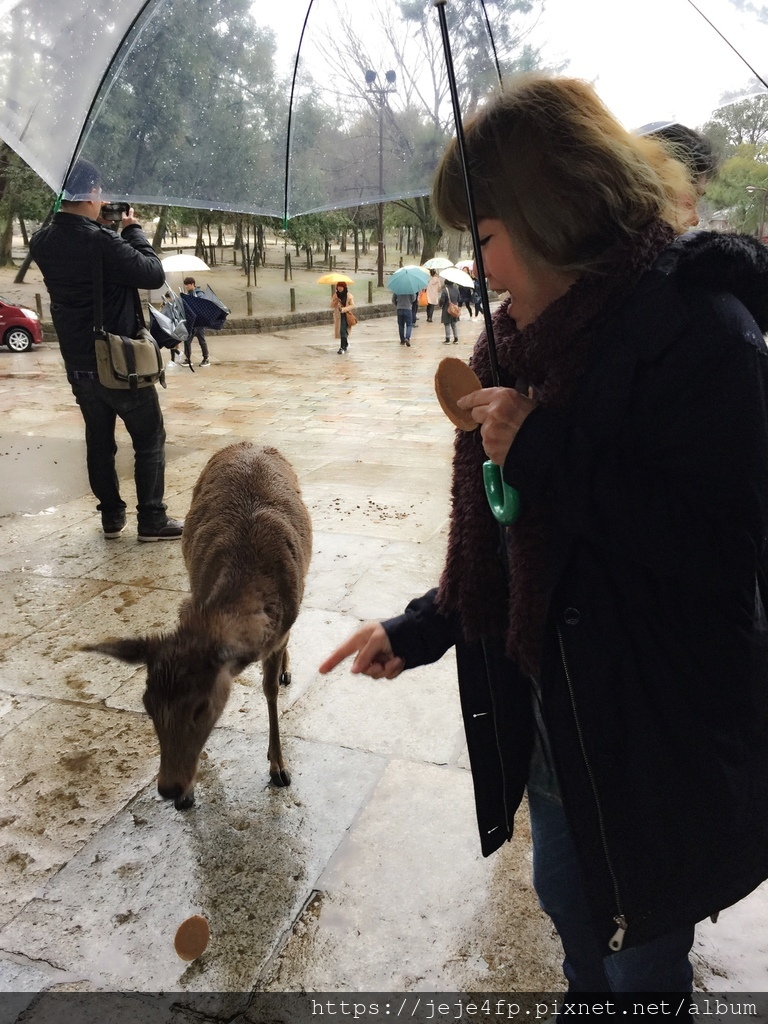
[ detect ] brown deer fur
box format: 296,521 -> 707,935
84,443 -> 312,809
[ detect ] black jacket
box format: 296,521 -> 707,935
30,212 -> 164,371
384,232 -> 768,953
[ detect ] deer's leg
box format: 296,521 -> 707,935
279,646 -> 291,686
263,643 -> 290,787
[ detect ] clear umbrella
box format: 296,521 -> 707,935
0,0 -> 766,218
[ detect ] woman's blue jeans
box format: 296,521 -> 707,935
397,309 -> 413,342
527,753 -> 694,993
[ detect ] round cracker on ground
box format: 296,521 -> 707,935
434,357 -> 482,431
174,914 -> 210,961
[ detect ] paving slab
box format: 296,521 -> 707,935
2,729 -> 386,992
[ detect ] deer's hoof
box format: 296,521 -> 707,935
270,768 -> 291,787
175,790 -> 196,811
279,672 -> 291,686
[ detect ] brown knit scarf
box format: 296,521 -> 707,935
436,218 -> 674,676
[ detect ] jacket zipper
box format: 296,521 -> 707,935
481,638 -> 512,841
556,624 -> 628,951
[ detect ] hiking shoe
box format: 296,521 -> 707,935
137,518 -> 184,542
102,512 -> 127,539
200,359 -> 210,366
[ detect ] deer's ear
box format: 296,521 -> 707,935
82,638 -> 151,664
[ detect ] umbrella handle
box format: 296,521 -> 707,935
483,461 -> 521,526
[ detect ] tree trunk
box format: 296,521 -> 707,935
18,216 -> 28,247
0,210 -> 15,267
151,207 -> 167,252
446,228 -> 462,264
14,248 -> 34,283
194,214 -> 206,259
419,220 -> 443,265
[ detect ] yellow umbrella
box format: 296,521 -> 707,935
317,273 -> 354,285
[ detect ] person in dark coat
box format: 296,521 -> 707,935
439,280 -> 460,343
180,276 -> 210,366
320,74 -> 768,997
30,159 -> 184,542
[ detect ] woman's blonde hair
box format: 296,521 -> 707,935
432,74 -> 695,275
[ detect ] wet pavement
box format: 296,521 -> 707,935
0,312 -> 766,1009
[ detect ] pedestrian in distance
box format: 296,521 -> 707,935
331,281 -> 355,354
319,73 -> 768,1001
439,279 -> 460,343
425,268 -> 442,322
392,291 -> 416,346
160,286 -> 184,368
636,121 -> 720,229
458,283 -> 475,317
30,159 -> 184,543
472,277 -> 483,317
180,276 -> 210,366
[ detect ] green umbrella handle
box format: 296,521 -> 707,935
483,460 -> 521,525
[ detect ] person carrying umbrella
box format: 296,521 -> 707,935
439,278 -> 461,343
180,277 -> 210,367
392,290 -> 416,347
320,73 -> 768,999
425,268 -> 442,323
331,280 -> 355,355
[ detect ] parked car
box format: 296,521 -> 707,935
0,296 -> 43,352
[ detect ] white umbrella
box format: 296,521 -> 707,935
161,254 -> 210,273
440,266 -> 474,288
454,259 -> 475,271
422,257 -> 453,270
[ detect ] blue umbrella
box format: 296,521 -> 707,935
180,286 -> 231,331
386,265 -> 430,295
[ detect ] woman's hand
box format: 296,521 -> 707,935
457,387 -> 537,465
319,622 -> 405,679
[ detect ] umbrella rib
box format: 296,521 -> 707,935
62,0 -> 159,201
478,0 -> 504,88
283,0 -> 317,228
684,0 -> 768,92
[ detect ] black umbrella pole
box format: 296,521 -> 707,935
434,0 -> 500,388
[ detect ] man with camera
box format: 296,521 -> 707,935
30,159 -> 184,542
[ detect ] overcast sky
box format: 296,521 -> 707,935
262,0 -> 768,132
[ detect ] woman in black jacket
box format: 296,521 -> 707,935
320,74 -> 768,995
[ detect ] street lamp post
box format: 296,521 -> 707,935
746,185 -> 768,242
365,69 -> 396,288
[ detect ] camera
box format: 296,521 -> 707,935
100,202 -> 130,223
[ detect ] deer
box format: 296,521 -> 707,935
84,442 -> 312,810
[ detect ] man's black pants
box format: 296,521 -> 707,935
68,373 -> 167,529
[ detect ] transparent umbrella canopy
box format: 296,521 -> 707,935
0,0 -> 767,219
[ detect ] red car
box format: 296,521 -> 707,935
0,295 -> 43,352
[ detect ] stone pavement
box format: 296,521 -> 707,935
0,310 -> 765,1013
